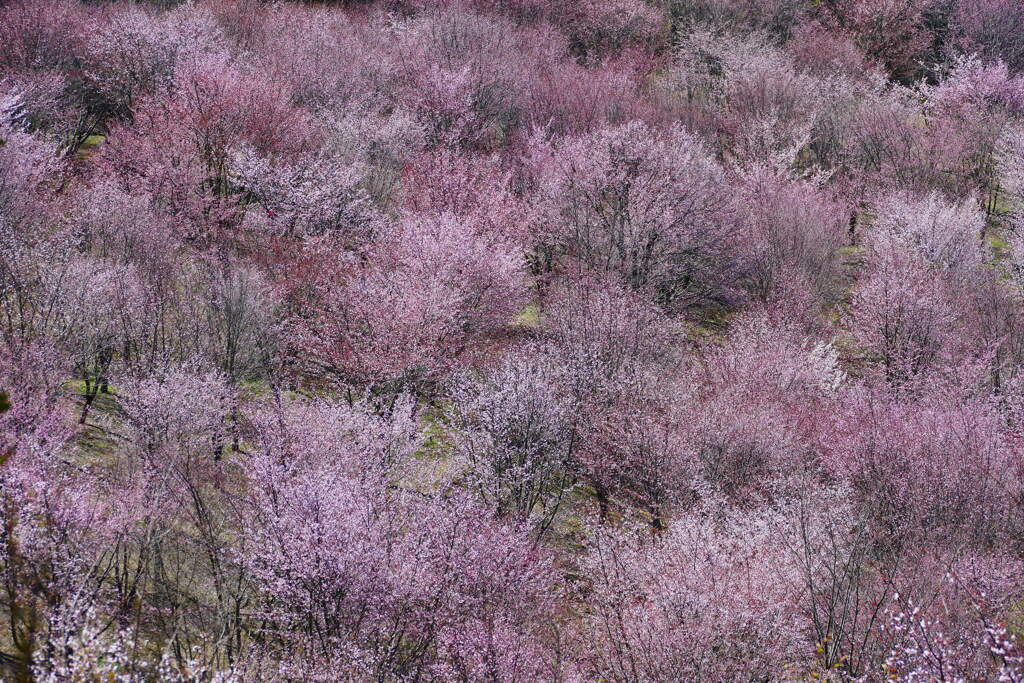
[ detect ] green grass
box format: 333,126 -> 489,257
237,378 -> 273,400
513,302 -> 542,328
416,401 -> 455,459
66,378 -> 121,410
75,134 -> 105,159
62,379 -> 123,462
988,230 -> 1011,262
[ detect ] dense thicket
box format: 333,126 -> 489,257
3,0 -> 1024,680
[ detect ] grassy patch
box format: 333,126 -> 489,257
513,302 -> 542,328
76,134 -> 105,159
987,229 -> 1012,265
417,401 -> 454,460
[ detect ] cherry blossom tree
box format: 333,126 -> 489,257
734,168 -> 846,306
951,0 -> 1024,74
0,341 -> 122,681
579,367 -> 695,529
293,212 -> 529,394
447,348 -> 579,535
239,397 -> 560,680
811,0 -> 933,82
537,121 -> 737,309
581,505 -> 806,680
822,380 -> 1020,549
